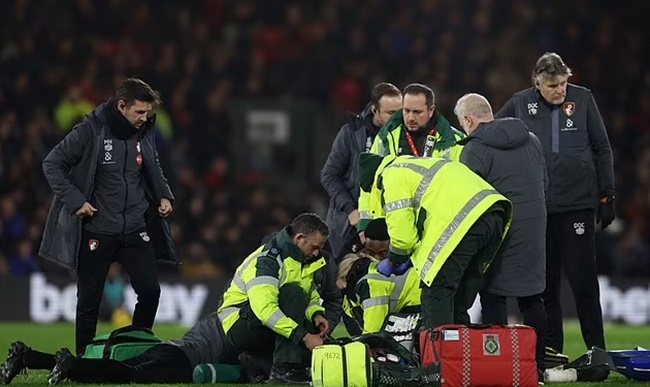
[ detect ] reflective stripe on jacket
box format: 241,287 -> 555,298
374,156 -> 513,286
218,227 -> 326,339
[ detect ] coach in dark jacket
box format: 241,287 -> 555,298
39,78 -> 177,355
495,53 -> 614,355
321,83 -> 402,259
455,93 -> 548,379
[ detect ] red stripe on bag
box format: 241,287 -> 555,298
462,327 -> 471,387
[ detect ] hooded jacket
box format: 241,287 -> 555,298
459,118 -> 548,296
39,101 -> 177,271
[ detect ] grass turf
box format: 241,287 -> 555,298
1,322 -> 649,386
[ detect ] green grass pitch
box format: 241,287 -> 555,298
1,322 -> 649,386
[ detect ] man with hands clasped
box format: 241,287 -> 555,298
40,78 -> 177,357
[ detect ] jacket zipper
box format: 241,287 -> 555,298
341,344 -> 348,387
122,140 -> 128,235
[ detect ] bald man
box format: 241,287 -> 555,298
455,93 -> 548,382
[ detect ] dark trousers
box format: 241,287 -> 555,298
544,210 -> 605,352
421,211 -> 506,329
227,284 -> 316,368
481,292 -> 547,372
23,345 -> 191,383
76,229 -> 160,355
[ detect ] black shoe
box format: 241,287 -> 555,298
576,365 -> 609,383
565,348 -> 610,382
267,365 -> 311,385
48,349 -> 73,386
1,341 -> 30,385
238,352 -> 271,383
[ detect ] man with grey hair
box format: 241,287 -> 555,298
495,53 -> 615,358
455,93 -> 548,382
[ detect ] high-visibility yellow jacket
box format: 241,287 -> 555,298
348,262 -> 422,333
218,227 -> 326,342
358,110 -> 465,233
372,156 -> 513,286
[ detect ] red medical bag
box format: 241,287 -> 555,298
419,324 -> 538,387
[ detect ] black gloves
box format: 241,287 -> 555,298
597,196 -> 615,230
387,251 -> 409,265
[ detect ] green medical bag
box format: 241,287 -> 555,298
82,325 -> 163,361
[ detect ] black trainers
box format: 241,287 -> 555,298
267,365 -> 311,385
48,349 -> 73,386
1,341 -> 30,385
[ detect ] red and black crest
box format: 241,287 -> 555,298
563,102 -> 575,116
89,239 -> 99,251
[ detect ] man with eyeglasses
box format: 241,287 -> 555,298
495,53 -> 615,360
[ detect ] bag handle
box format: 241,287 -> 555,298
419,329 -> 443,386
466,323 -> 507,329
107,325 -> 155,340
102,325 -> 156,359
421,329 -> 441,365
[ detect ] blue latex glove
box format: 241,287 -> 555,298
393,260 -> 412,275
377,259 -> 393,277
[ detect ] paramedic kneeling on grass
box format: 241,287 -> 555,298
218,213 -> 330,385
358,153 -> 512,329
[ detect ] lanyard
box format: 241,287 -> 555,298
404,127 -> 437,157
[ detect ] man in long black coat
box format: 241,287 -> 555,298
454,93 -> 548,381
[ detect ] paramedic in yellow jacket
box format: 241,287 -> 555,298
358,83 -> 466,237
357,153 -> 513,329
218,213 -> 330,384
337,253 -> 421,334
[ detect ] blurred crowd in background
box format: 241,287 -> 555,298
0,0 -> 648,281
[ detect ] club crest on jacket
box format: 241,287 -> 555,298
563,102 -> 575,116
88,239 -> 99,251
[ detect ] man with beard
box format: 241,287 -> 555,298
357,83 -> 465,239
218,213 -> 330,385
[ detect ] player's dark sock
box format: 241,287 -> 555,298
25,350 -> 56,370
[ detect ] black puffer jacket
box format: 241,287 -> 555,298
459,118 -> 547,296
